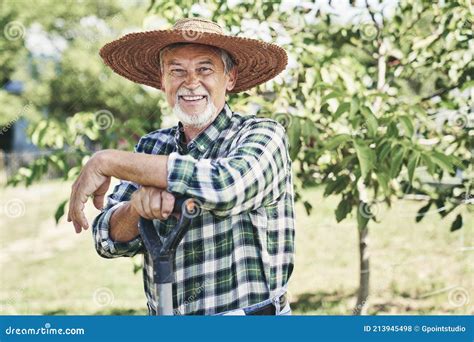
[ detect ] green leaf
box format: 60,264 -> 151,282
322,91 -> 341,102
340,155 -> 356,169
376,172 -> 390,196
303,201 -> 313,216
435,199 -> 448,217
461,80 -> 474,91
420,152 -> 436,175
287,117 -> 302,161
412,32 -> 441,50
407,152 -> 420,184
132,258 -> 142,274
377,142 -> 391,163
333,102 -> 350,120
36,121 -> 49,146
324,133 -> 351,150
416,201 -> 432,222
54,199 -> 69,225
386,122 -> 398,137
431,151 -> 454,174
354,139 -> 375,178
67,166 -> 81,180
335,197 -> 352,222
399,115 -> 414,137
390,147 -> 405,178
450,214 -> 463,232
350,97 -> 359,118
324,176 -> 350,197
361,106 -> 378,137
301,119 -> 318,141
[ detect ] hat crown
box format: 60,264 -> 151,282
100,17 -> 288,93
173,18 -> 223,35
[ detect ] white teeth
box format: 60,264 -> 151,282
181,95 -> 205,101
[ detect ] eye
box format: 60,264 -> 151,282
170,69 -> 186,77
198,67 -> 212,74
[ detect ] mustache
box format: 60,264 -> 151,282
176,87 -> 210,97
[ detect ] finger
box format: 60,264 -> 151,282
92,195 -> 104,210
69,183 -> 81,228
139,187 -> 152,219
73,220 -> 82,234
134,202 -> 150,220
72,190 -> 89,230
141,188 -> 154,219
161,191 -> 175,219
150,189 -> 163,219
131,192 -> 148,219
67,204 -> 71,222
67,182 -> 76,223
68,186 -> 77,228
80,201 -> 89,230
79,193 -> 89,229
93,177 -> 111,210
67,202 -> 72,223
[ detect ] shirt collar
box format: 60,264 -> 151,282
174,102 -> 233,153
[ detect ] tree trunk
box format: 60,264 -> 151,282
354,225 -> 370,315
353,0 -> 384,316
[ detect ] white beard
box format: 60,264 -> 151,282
173,96 -> 217,129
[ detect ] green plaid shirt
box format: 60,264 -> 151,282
92,103 -> 295,315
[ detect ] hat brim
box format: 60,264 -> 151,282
99,29 -> 288,93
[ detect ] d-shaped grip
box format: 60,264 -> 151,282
138,198 -> 201,284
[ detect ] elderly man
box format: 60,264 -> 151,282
68,18 -> 295,315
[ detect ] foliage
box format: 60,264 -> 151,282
3,0 -> 471,232
146,0 -> 473,231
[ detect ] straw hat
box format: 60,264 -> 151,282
99,17 -> 288,93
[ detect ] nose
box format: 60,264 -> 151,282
183,70 -> 200,89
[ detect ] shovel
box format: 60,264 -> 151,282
139,197 -> 199,315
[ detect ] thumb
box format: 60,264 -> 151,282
93,177 -> 111,209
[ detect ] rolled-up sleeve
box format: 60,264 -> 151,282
92,193 -> 144,258
166,120 -> 290,216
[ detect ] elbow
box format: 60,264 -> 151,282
205,184 -> 253,217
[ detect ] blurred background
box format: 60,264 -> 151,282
0,0 -> 472,315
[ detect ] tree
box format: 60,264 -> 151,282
4,0 -> 169,191
145,0 -> 472,314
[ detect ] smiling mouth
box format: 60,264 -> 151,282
179,95 -> 208,103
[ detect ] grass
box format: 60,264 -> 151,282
290,188 -> 473,315
0,179 -> 472,315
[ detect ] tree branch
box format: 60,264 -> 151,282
365,0 -> 381,39
421,83 -> 461,102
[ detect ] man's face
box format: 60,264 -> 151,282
160,44 -> 237,123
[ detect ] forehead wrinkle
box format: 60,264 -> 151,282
165,58 -> 216,67
167,60 -> 183,66
165,48 -> 222,66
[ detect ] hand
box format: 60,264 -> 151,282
68,151 -> 111,233
130,187 -> 176,220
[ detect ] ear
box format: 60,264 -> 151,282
225,68 -> 238,92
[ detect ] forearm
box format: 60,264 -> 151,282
166,121 -> 290,215
99,150 -> 169,188
109,201 -> 141,242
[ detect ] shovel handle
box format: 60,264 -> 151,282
139,197 -> 201,274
